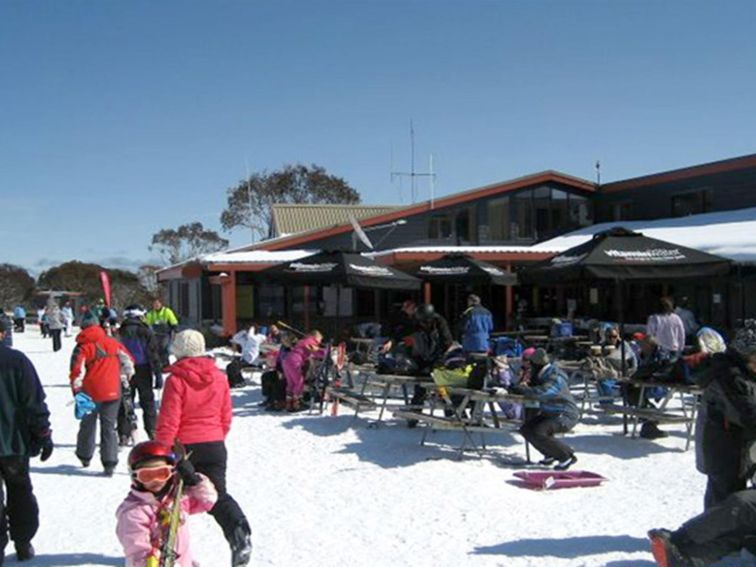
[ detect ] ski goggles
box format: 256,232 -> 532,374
132,465 -> 174,484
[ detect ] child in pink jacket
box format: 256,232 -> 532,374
281,330 -> 323,411
116,441 -> 217,567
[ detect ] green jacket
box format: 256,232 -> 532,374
145,306 -> 179,334
0,344 -> 51,457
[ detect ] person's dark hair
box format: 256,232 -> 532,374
416,304 -> 435,321
660,297 -> 674,314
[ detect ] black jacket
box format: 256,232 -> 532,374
695,350 -> 756,476
117,318 -> 161,370
0,344 -> 51,457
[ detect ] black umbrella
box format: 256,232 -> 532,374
520,227 -> 731,284
259,250 -> 420,290
414,254 -> 517,286
520,227 -> 731,389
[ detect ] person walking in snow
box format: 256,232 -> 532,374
69,312 -> 135,476
117,305 -> 161,443
155,330 -> 252,566
44,300 -> 66,352
12,306 -> 25,333
460,294 -> 494,354
145,298 -> 179,389
61,301 -> 74,337
0,318 -> 54,563
116,440 -> 217,567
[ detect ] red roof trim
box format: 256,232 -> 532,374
254,171 -> 594,251
603,153 -> 756,193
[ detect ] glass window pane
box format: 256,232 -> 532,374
487,196 -> 510,240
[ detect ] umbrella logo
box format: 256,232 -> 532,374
604,248 -> 686,262
349,264 -> 393,276
288,262 -> 338,272
481,266 -> 505,276
419,266 -> 469,275
551,253 -> 587,266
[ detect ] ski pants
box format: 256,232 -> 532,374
117,365 -> 157,438
0,457 -> 38,553
674,489 -> 756,565
76,398 -> 120,467
519,413 -> 577,462
155,333 -> 171,370
50,329 -> 62,352
184,441 -> 249,542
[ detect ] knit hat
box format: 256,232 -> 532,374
170,329 -> 205,359
730,320 -> 756,357
123,304 -> 146,319
529,348 -> 550,367
80,312 -> 99,329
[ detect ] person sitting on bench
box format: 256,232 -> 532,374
509,348 -> 579,470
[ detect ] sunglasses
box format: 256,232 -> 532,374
132,465 -> 174,484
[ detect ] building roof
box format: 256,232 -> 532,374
270,203 -> 401,237
244,170 -> 595,252
602,152 -> 756,193
532,206 -> 756,262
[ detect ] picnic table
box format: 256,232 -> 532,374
394,385 -> 539,460
601,377 -> 702,450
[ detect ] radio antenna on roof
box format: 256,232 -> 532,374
391,119 -> 436,204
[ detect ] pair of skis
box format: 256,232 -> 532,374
146,442 -> 187,567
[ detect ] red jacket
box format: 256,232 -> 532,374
155,357 -> 232,446
69,326 -> 134,402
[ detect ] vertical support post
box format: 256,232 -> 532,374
423,281 -> 432,304
505,262 -> 513,330
221,271 -> 237,336
304,285 -> 310,332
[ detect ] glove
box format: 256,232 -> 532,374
29,432 -> 54,461
154,371 -> 163,390
176,458 -> 201,486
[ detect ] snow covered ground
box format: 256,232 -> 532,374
8,327 -> 736,567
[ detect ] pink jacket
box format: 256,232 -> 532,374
115,475 -> 217,567
281,336 -> 322,381
155,357 -> 232,446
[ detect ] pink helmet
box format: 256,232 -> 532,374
522,347 -> 537,360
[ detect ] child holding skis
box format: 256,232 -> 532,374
116,440 -> 217,567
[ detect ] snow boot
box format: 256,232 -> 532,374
286,397 -> 302,413
103,464 -> 116,477
15,542 -> 34,561
641,422 -> 669,439
538,457 -> 556,466
229,521 -> 252,566
648,529 -> 691,567
554,455 -> 578,471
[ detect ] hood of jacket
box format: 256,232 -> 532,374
76,325 -> 106,345
166,356 -> 219,388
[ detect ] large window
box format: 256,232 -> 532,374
671,190 -> 710,217
487,197 -> 510,240
513,189 -> 534,239
428,214 -> 452,239
455,208 -> 474,244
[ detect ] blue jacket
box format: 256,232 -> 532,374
13,306 -> 26,319
512,363 -> 579,421
461,305 -> 494,353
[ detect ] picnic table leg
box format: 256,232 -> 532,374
684,393 -> 700,452
377,383 -> 391,423
631,384 -> 645,438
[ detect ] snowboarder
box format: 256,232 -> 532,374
116,440 -> 217,567
0,317 -> 54,563
69,312 -> 135,476
155,330 -> 252,566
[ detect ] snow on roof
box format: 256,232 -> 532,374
202,249 -> 319,264
369,245 -> 559,257
532,206 -> 756,262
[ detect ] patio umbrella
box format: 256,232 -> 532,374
258,250 -> 421,290
520,227 -> 731,284
520,227 -> 731,381
414,254 -> 517,286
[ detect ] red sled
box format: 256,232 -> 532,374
513,470 -> 607,490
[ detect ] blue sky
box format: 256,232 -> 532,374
2,1 -> 756,275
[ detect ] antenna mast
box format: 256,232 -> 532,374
391,119 -> 436,204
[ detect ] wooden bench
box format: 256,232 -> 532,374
326,386 -> 377,412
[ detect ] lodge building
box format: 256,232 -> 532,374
158,153 -> 756,337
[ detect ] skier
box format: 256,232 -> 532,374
145,298 -> 178,389
69,312 -> 135,476
36,307 -> 47,338
61,302 -> 74,337
155,330 -> 253,566
117,305 -> 161,444
0,318 -> 54,563
281,329 -> 323,412
116,441 -> 217,567
44,300 -> 66,352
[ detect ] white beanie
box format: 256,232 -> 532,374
170,330 -> 206,359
